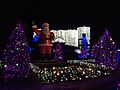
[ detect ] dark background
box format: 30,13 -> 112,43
0,1 -> 120,53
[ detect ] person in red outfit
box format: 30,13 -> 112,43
32,23 -> 55,60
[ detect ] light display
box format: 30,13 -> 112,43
54,43 -> 63,60
29,34 -> 40,53
0,60 -> 2,77
30,59 -> 113,83
0,60 -> 2,69
2,22 -> 30,78
117,49 -> 120,62
91,30 -> 118,69
77,26 -> 90,46
51,26 -> 90,47
32,35 -> 40,42
28,47 -> 33,53
77,34 -> 90,58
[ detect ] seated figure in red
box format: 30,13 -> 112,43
32,23 -> 55,60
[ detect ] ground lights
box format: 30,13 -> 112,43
30,60 -> 113,83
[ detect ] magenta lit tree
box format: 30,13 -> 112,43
3,21 -> 30,78
91,30 -> 118,68
54,43 -> 63,60
80,46 -> 87,58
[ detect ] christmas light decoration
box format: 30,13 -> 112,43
32,35 -> 40,42
2,22 -> 30,78
91,30 -> 119,69
117,50 -> 120,62
54,43 -> 63,60
78,34 -> 89,58
0,60 -> 2,77
0,60 -> 2,69
28,47 -> 33,53
30,59 -> 113,83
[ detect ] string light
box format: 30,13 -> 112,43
91,30 -> 118,69
54,43 -> 63,60
30,60 -> 113,83
2,22 -> 30,78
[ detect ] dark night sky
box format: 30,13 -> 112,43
0,1 -> 120,49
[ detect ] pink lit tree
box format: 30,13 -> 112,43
3,21 -> 30,78
91,30 -> 118,68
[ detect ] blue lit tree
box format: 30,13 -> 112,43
78,34 -> 89,58
3,21 -> 30,78
91,30 -> 118,68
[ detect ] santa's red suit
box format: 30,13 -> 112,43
39,30 -> 55,54
34,29 -> 55,55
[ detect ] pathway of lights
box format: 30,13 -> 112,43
29,60 -> 114,83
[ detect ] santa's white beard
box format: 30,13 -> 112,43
42,29 -> 50,35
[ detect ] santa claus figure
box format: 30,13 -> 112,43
32,23 -> 55,60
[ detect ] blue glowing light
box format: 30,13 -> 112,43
82,35 -> 88,48
118,51 -> 120,62
78,54 -> 82,58
32,35 -> 40,42
28,47 -> 33,53
78,34 -> 89,58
